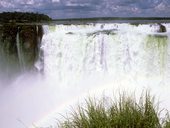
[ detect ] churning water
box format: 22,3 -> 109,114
1,23 -> 170,128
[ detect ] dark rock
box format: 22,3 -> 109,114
0,24 -> 44,83
158,24 -> 166,33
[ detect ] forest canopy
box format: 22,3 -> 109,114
0,12 -> 52,22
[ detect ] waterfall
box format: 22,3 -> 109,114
1,23 -> 170,128
31,23 -> 170,127
41,23 -> 170,86
35,26 -> 44,72
16,28 -> 25,71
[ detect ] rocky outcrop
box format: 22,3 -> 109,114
158,24 -> 166,33
0,25 -> 43,83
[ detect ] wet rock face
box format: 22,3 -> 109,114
19,25 -> 43,69
158,24 -> 166,33
0,25 -> 43,83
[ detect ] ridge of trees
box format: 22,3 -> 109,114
0,12 -> 52,23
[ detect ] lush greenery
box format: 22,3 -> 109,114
58,92 -> 170,128
0,12 -> 52,23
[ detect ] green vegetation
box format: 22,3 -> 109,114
58,92 -> 170,128
52,17 -> 170,25
0,12 -> 52,23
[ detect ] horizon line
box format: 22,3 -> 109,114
53,17 -> 170,20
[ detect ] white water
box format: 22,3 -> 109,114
1,23 -> 170,128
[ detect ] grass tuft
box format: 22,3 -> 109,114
58,91 -> 169,128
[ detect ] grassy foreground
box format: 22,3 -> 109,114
58,92 -> 170,128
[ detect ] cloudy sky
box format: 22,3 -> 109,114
0,0 -> 170,19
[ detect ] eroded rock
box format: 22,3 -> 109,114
0,25 -> 43,83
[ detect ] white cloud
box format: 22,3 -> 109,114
52,0 -> 60,2
0,1 -> 15,8
0,0 -> 169,18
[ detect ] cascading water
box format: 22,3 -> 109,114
41,23 -> 170,86
0,23 -> 170,128
16,28 -> 25,71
